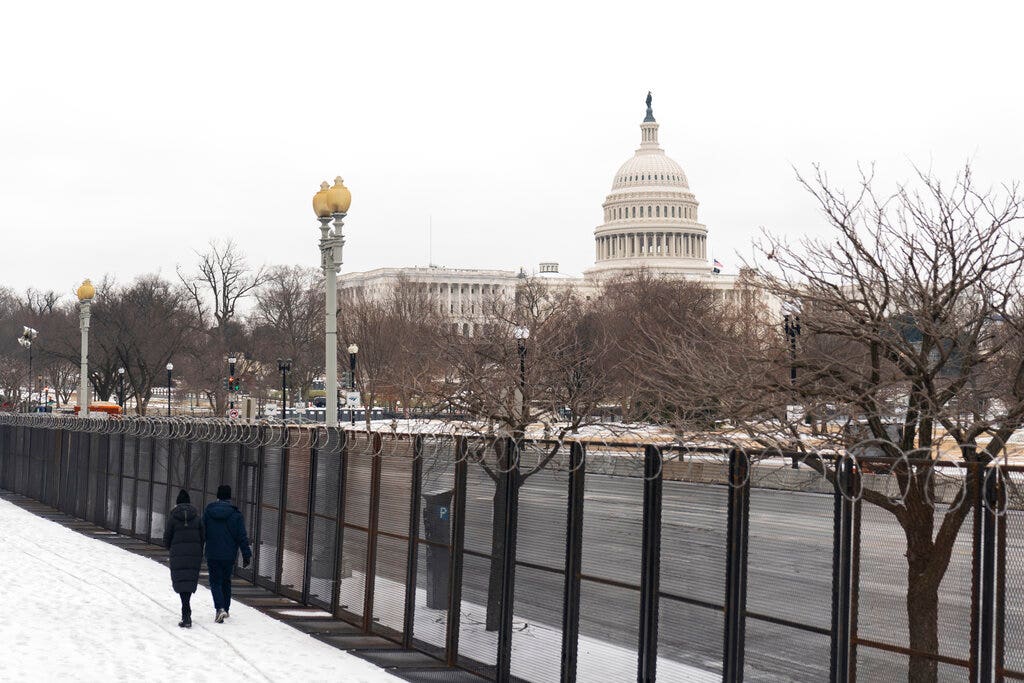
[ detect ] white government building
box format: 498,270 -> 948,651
339,95 -> 741,335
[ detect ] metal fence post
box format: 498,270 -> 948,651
638,444 -> 663,683
831,457 -> 857,683
146,437 -> 156,544
996,467 -> 1007,681
972,463 -> 997,683
251,435 -> 265,587
302,441 -> 319,604
363,436 -> 383,631
402,435 -> 424,647
275,435 -> 290,594
446,436 -> 468,666
723,448 -> 750,682
496,436 -> 521,683
331,429 -> 348,615
560,441 -> 586,683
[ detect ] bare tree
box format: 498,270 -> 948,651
649,164 -> 1024,683
107,275 -> 197,415
338,276 -> 447,428
178,239 -> 266,414
249,265 -> 324,405
422,277 -> 619,630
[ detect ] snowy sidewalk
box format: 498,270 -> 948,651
0,496 -> 398,682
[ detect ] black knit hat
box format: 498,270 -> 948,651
216,484 -> 232,500
176,489 -> 190,505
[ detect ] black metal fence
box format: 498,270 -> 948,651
0,415 -> 1021,682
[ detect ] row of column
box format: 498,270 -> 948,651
596,232 -> 706,260
434,282 -> 505,317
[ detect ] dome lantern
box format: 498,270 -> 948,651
77,279 -> 95,302
312,181 -> 332,218
326,176 -> 352,215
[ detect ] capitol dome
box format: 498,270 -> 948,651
587,94 -> 711,279
612,148 -> 689,191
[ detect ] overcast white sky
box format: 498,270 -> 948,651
2,0 -> 1022,296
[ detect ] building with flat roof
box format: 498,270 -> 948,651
338,94 -> 741,334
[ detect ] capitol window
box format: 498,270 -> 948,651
655,206 -> 660,217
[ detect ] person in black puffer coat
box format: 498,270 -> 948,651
162,489 -> 204,628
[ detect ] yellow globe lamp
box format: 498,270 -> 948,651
77,279 -> 96,302
312,181 -> 332,218
325,176 -> 352,215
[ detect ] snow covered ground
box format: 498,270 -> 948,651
0,498 -> 398,682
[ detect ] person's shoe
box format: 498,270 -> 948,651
178,618 -> 192,628
223,610 -> 229,619
215,609 -> 226,623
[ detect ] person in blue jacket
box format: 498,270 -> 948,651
203,484 -> 252,623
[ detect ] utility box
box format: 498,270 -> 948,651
422,489 -> 454,609
242,397 -> 257,422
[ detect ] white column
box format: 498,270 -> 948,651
79,300 -> 91,416
322,215 -> 344,428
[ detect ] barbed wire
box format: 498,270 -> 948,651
1,413 -> 1020,512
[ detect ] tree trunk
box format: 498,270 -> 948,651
485,472 -> 508,631
905,506 -> 942,683
906,564 -> 940,683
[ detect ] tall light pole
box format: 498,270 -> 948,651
513,325 -> 530,426
17,326 -> 37,412
347,343 -> 358,426
782,301 -> 802,469
313,177 -> 352,428
77,279 -> 95,416
277,358 -> 291,424
117,366 -> 126,412
166,362 -> 173,417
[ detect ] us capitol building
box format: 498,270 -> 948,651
338,95 -> 743,336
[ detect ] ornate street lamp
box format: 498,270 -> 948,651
166,362 -> 174,417
313,177 -> 352,428
77,279 -> 95,416
17,326 -> 38,412
347,342 -> 358,426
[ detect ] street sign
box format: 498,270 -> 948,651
228,408 -> 240,419
345,392 -> 360,408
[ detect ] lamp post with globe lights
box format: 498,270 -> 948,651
166,363 -> 173,417
117,366 -> 126,412
17,326 -> 38,412
313,177 -> 352,428
347,343 -> 358,426
277,358 -> 292,424
782,301 -> 802,469
77,279 -> 95,416
512,326 -> 530,424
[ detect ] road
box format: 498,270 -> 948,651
403,459 -> 1023,682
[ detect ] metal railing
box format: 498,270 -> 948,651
0,413 -> 1020,682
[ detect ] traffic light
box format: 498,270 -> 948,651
228,376 -> 240,392
222,379 -> 229,391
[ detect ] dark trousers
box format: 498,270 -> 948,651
208,559 -> 235,611
178,591 -> 191,619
